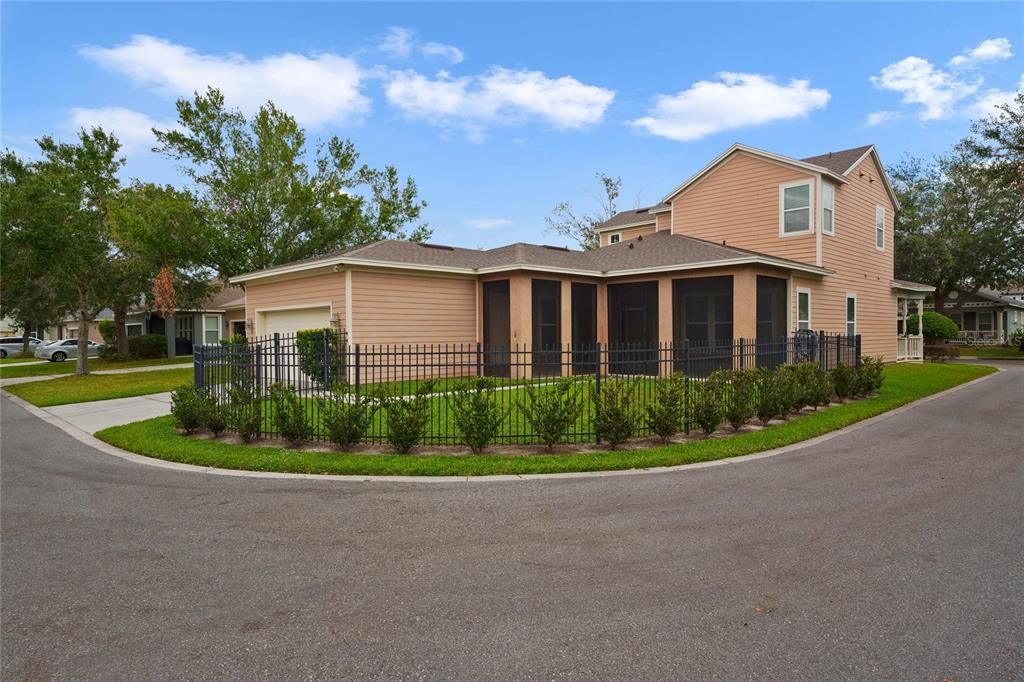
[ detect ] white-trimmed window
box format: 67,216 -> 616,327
780,181 -> 813,235
797,289 -> 812,331
609,233 -> 621,244
875,206 -> 885,250
821,183 -> 835,235
126,323 -> 143,337
176,315 -> 194,342
978,311 -> 993,332
846,295 -> 857,337
203,315 -> 221,345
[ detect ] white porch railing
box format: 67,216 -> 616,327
957,330 -> 1003,345
897,335 -> 924,362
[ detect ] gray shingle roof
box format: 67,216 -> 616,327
801,145 -> 874,176
596,204 -> 666,230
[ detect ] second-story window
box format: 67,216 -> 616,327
780,181 -> 812,235
609,233 -> 621,244
875,206 -> 885,250
822,183 -> 835,235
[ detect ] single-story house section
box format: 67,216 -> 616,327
925,286 -> 1024,344
232,143 -> 934,365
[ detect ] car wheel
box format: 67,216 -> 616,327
52,351 -> 66,362
0,349 -> 6,359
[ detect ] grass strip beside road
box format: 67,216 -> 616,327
958,346 -> 1024,359
4,368 -> 194,407
93,363 -> 995,477
0,356 -> 193,379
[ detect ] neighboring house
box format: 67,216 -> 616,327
50,282 -> 246,351
924,286 -> 1024,344
231,143 -> 931,364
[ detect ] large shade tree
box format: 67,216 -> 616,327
545,173 -> 622,251
0,152 -> 73,353
892,93 -> 1024,312
153,88 -> 429,280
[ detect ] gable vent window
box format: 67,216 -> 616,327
822,183 -> 835,235
609,233 -> 621,244
780,181 -> 812,235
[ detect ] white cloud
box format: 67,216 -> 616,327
870,56 -> 977,120
80,34 -> 369,127
379,27 -> 414,58
967,76 -> 1024,118
628,72 -> 830,142
421,42 -> 464,64
380,27 -> 463,64
68,107 -> 176,153
864,110 -> 904,127
464,217 -> 512,230
385,67 -> 615,141
949,38 -> 1013,68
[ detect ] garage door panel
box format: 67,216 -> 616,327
258,307 -> 331,337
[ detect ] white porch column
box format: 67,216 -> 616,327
916,298 -> 923,336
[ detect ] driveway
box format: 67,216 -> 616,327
2,363 -> 1022,679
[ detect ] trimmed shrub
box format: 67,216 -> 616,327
592,380 -> 636,448
905,311 -> 959,344
228,386 -> 262,443
519,377 -> 584,451
98,320 -> 116,345
448,378 -> 506,454
319,392 -> 378,451
384,381 -> 435,454
773,364 -> 803,414
925,345 -> 959,362
129,334 -> 166,359
755,368 -> 787,425
831,363 -> 857,400
855,356 -> 885,396
295,328 -> 345,385
693,372 -> 727,435
170,384 -> 209,434
792,362 -> 832,411
268,383 -> 310,446
644,374 -> 686,442
724,368 -> 758,430
206,402 -> 228,437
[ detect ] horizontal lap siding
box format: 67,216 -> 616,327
351,270 -> 476,345
245,271 -> 345,335
671,152 -> 817,264
655,213 -> 671,231
815,153 -> 896,360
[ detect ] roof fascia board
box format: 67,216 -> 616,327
594,219 -> 657,233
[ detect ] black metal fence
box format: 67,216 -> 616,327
194,331 -> 860,446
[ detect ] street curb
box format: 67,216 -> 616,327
2,368 -> 1004,484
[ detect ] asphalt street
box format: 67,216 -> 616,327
2,362 -> 1022,680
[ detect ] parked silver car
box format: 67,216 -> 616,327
0,336 -> 45,358
34,339 -> 102,362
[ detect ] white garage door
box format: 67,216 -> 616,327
258,307 -> 331,337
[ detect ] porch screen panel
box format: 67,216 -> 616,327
482,280 -> 511,377
531,279 -> 561,376
607,281 -> 658,375
571,282 -> 597,372
672,275 -> 733,374
756,276 -> 788,368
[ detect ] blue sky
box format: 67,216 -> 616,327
3,2 -> 1021,249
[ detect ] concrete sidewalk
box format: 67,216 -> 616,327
43,392 -> 172,434
0,362 -> 192,387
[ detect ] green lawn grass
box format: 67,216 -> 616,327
4,368 -> 194,406
94,363 -> 996,477
0,355 -> 193,379
0,356 -> 43,364
958,346 -> 1024,359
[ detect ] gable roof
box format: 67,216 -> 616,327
596,204 -> 666,232
232,231 -> 831,283
800,145 -> 874,175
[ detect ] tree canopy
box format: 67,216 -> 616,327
153,88 -> 429,279
891,93 -> 1024,310
545,172 -> 622,251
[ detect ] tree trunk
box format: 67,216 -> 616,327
21,326 -> 32,356
932,291 -> 947,315
113,304 -> 129,357
166,313 -> 176,359
76,309 -> 91,376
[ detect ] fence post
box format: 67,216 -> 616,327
739,338 -> 745,369
476,342 -> 482,378
855,335 -> 862,367
273,333 -> 281,383
593,342 -> 601,444
818,330 -> 826,369
683,338 -> 691,434
354,344 -> 361,395
322,329 -> 330,386
194,345 -> 204,389
837,333 -> 842,366
254,345 -> 262,392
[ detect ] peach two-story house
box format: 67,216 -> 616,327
230,143 -> 931,368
